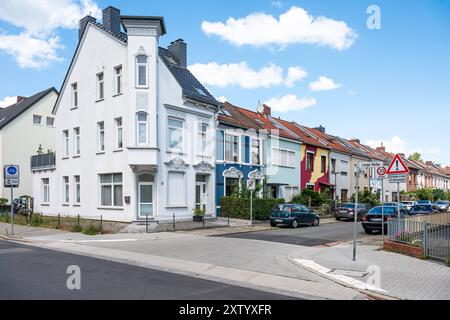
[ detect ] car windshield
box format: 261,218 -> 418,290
412,205 -> 431,211
342,204 -> 355,208
369,207 -> 397,214
402,202 -> 413,205
418,201 -> 430,204
273,205 -> 291,213
436,201 -> 447,205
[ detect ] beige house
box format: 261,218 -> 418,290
0,88 -> 57,200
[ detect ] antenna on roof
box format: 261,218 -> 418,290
256,100 -> 264,114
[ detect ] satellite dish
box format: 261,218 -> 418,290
256,101 -> 264,114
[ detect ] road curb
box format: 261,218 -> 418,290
288,256 -> 400,301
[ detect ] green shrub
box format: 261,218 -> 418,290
29,214 -> 43,227
291,189 -> 329,207
221,197 -> 285,220
0,212 -> 10,223
71,225 -> 83,233
0,198 -> 8,206
350,189 -> 381,207
82,224 -> 102,236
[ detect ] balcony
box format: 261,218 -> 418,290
31,153 -> 56,172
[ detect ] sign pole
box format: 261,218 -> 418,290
353,169 -> 359,262
381,178 -> 385,247
250,190 -> 253,227
10,186 -> 14,236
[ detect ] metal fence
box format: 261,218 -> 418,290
30,153 -> 56,172
388,218 -> 450,261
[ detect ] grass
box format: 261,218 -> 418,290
82,224 -> 102,236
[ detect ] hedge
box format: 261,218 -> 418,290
220,197 -> 285,221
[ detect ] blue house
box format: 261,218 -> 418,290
215,102 -> 266,215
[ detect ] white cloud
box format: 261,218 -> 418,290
309,76 -> 341,92
0,0 -> 101,69
189,62 -> 307,89
271,1 -> 284,8
201,6 -> 357,50
0,96 -> 17,108
264,94 -> 317,113
365,136 -> 408,154
216,96 -> 228,103
285,67 -> 308,87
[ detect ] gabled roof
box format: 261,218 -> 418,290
0,88 -> 57,130
218,102 -> 263,130
342,139 -> 372,159
159,48 -> 219,107
234,108 -> 300,141
273,118 -> 329,148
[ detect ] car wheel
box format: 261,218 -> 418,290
364,229 -> 372,235
336,217 -> 341,221
270,223 -> 277,228
291,220 -> 299,229
312,218 -> 320,227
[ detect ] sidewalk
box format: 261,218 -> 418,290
290,243 -> 450,300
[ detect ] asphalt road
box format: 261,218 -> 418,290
220,221 -> 372,246
0,240 -> 292,300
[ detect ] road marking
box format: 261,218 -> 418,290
0,248 -> 33,254
292,259 -> 388,294
59,239 -> 138,244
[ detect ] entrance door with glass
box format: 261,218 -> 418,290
196,175 -> 207,213
138,174 -> 154,219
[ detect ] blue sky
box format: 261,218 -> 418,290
0,0 -> 449,165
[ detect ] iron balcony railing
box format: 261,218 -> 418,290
30,153 -> 56,172
388,218 -> 450,261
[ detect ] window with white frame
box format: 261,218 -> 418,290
167,172 -> 187,207
99,173 -> 123,207
272,148 -> 295,167
114,65 -> 122,95
63,176 -> 70,204
252,139 -> 262,165
46,117 -> 55,127
33,115 -> 42,125
224,134 -> 239,162
74,175 -> 81,204
341,160 -> 349,176
137,112 -> 148,145
306,152 -> 315,171
197,122 -> 208,156
97,72 -> 104,100
74,127 -> 80,156
116,117 -> 123,149
97,122 -> 105,152
168,118 -> 183,151
63,130 -> 69,157
71,83 -> 78,108
136,55 -> 148,87
42,178 -> 50,203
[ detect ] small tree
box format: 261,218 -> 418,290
432,189 -> 448,201
291,189 -> 329,207
408,152 -> 422,162
415,188 -> 433,201
350,189 -> 381,207
0,198 -> 8,206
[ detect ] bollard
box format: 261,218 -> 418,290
77,214 -> 80,229
100,215 -> 103,233
146,214 -> 149,233
203,211 -> 205,229
58,213 -> 61,229
173,213 -> 175,231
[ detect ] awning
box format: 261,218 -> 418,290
319,181 -> 335,187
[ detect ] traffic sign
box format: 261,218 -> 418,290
4,165 -> 20,188
389,174 -> 407,184
377,167 -> 387,177
386,154 -> 410,175
247,179 -> 256,191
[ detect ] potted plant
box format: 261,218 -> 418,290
193,208 -> 205,222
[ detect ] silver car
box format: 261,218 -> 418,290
401,201 -> 416,211
435,201 -> 449,212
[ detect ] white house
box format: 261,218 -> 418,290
32,7 -> 220,223
0,88 -> 57,201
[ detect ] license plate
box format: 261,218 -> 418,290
275,219 -> 283,223
339,211 -> 347,214
371,218 -> 383,222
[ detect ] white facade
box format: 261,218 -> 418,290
329,151 -> 351,202
0,90 -> 57,200
32,13 -> 218,223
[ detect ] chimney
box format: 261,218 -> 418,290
426,161 -> 433,166
17,96 -> 26,104
168,39 -> 187,68
351,139 -> 360,144
399,153 -> 406,158
103,6 -> 121,35
263,105 -> 271,116
79,15 -> 96,40
314,125 -> 326,134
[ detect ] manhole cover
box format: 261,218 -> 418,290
328,269 -> 368,278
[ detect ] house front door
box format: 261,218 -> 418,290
138,182 -> 154,218
195,182 -> 207,213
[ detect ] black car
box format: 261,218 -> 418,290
270,204 -> 320,229
361,206 -> 408,234
410,204 -> 439,215
335,203 -> 368,221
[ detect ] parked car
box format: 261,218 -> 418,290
417,200 -> 432,205
335,203 -> 368,221
270,204 -> 320,229
12,198 -> 28,215
434,201 -> 449,212
361,206 -> 408,235
410,204 -> 439,215
383,202 -> 406,209
401,201 -> 416,211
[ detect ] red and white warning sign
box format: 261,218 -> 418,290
386,154 -> 410,175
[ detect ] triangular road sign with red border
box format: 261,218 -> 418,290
386,154 -> 410,174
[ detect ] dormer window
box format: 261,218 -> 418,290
136,55 -> 148,87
